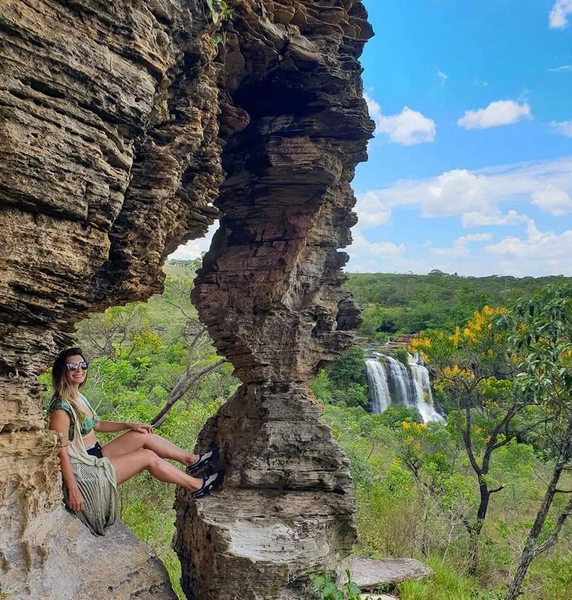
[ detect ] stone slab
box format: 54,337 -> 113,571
350,557 -> 433,591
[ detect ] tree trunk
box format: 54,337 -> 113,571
506,542 -> 536,600
467,478 -> 493,574
467,527 -> 480,575
506,414 -> 572,600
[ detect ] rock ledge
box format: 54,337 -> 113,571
350,557 -> 433,591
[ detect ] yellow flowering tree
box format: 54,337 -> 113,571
408,306 -> 535,574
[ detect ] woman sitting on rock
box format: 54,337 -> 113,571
48,347 -> 223,535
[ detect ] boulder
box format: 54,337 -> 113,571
350,557 -> 433,592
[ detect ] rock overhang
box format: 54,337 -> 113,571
0,1 -> 373,598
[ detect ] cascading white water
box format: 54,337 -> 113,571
385,356 -> 414,408
409,362 -> 444,423
365,359 -> 391,413
364,353 -> 444,423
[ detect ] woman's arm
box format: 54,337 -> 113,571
49,410 -> 84,511
94,420 -> 153,434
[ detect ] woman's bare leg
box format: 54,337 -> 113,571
109,449 -> 203,489
102,431 -> 197,467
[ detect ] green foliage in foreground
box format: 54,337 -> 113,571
320,399 -> 572,600
310,571 -> 364,600
397,556 -> 501,600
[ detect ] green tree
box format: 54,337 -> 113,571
505,285 -> 572,600
410,307 -> 537,573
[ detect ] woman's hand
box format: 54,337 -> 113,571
127,422 -> 154,434
66,485 -> 84,512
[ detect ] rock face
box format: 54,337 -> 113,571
0,0 -> 372,598
175,2 -> 373,598
33,516 -> 178,600
0,0 -> 220,596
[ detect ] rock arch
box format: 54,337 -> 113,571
0,1 -> 372,597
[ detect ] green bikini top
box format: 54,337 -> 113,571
49,394 -> 99,441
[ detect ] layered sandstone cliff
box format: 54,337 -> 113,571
0,0 -> 372,598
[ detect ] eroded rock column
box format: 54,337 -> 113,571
176,2 -> 373,598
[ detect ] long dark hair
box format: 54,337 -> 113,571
51,347 -> 89,419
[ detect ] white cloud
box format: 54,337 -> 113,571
424,170 -> 489,217
462,210 -> 525,228
365,94 -> 383,128
432,233 -> 493,256
552,120 -> 572,137
347,233 -> 430,273
458,100 -> 532,129
354,157 -> 572,230
463,233 -> 494,242
346,232 -> 425,273
531,187 -> 572,215
355,191 -> 392,228
347,219 -> 572,277
549,0 -> 572,28
351,232 -> 404,257
548,65 -> 572,72
485,219 -> 572,276
473,78 -> 489,87
436,69 -> 449,85
365,95 -> 436,145
169,221 -> 218,260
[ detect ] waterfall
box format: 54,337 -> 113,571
385,356 -> 414,408
409,362 -> 444,423
364,354 -> 444,423
365,360 -> 391,413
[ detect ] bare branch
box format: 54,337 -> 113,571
161,297 -> 200,323
151,358 -> 227,427
532,496 -> 572,558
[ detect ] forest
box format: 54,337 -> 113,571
344,270 -> 572,338
41,263 -> 572,599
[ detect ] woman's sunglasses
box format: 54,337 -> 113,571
65,361 -> 89,372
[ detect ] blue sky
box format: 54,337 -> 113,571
173,0 -> 572,277
350,0 -> 572,276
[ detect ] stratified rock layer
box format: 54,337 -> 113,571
0,0 -> 372,598
176,1 -> 373,598
1,0 -> 220,596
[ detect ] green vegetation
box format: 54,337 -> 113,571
204,0 -> 233,52
41,264 -> 572,599
310,571 -> 366,600
317,288 -> 572,598
344,271 -> 572,338
504,286 -> 572,599
205,0 -> 233,24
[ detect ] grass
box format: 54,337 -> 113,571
397,556 -> 505,600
